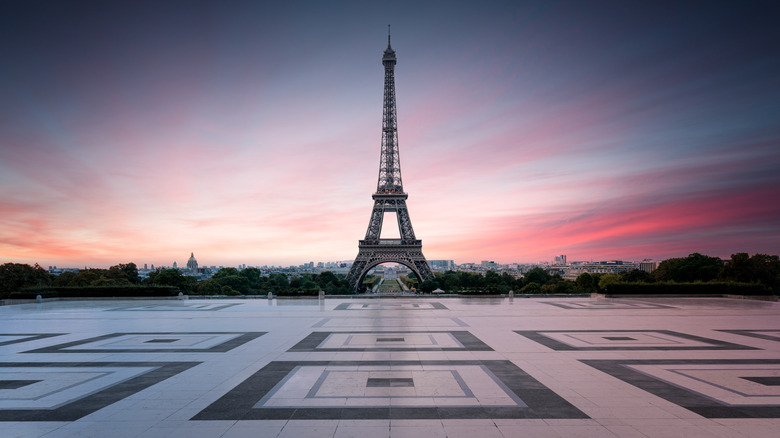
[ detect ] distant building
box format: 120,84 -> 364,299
172,261 -> 178,269
554,255 -> 567,265
561,260 -> 638,280
429,260 -> 454,271
481,260 -> 499,270
186,252 -> 198,274
639,261 -> 657,273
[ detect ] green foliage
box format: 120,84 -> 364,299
598,274 -> 620,291
719,253 -> 780,292
220,285 -> 240,295
0,263 -> 52,298
51,271 -> 77,287
215,275 -> 251,293
575,273 -> 597,293
419,279 -> 440,293
302,280 -> 319,293
212,267 -> 239,279
399,274 -> 418,289
196,279 -> 222,295
619,269 -> 654,283
519,282 -> 541,294
524,267 -> 552,285
362,275 -> 380,290
111,263 -> 139,284
146,268 -> 196,292
654,253 -> 723,282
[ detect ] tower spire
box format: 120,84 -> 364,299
387,24 -> 391,47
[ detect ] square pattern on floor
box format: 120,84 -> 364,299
0,362 -> 199,421
515,330 -> 756,350
192,360 -> 587,420
312,317 -> 469,328
107,303 -> 242,311
333,302 -> 448,310
582,359 -> 780,418
0,334 -> 63,347
542,301 -> 675,309
719,330 -> 780,343
23,332 -> 265,353
289,331 -> 492,352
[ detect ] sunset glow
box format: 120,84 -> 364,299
1,1 -> 779,268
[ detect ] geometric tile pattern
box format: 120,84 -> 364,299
192,360 -> 588,420
2,297 -> 780,434
107,303 -> 242,311
581,359 -> 780,418
542,301 -> 675,309
312,317 -> 469,328
0,334 -> 63,347
0,362 -> 199,421
718,330 -> 780,343
23,332 -> 265,354
515,330 -> 757,350
333,302 -> 448,310
289,331 -> 492,352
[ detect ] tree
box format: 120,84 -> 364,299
419,279 -> 440,293
655,253 -> 723,282
619,269 -> 654,283
196,279 -> 222,295
720,253 -> 780,292
215,275 -> 250,293
148,268 -> 189,290
51,270 -> 77,287
0,263 -> 52,298
212,267 -> 240,280
575,273 -> 596,293
598,274 -> 620,291
315,271 -> 340,289
519,282 -> 541,294
68,269 -> 102,287
269,273 -> 289,292
524,267 -> 551,286
239,267 -> 263,289
302,280 -> 319,293
437,271 -> 460,291
111,263 -> 139,284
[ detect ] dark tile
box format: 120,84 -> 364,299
0,362 -> 200,421
23,332 -> 265,353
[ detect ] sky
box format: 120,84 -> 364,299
1,0 -> 779,269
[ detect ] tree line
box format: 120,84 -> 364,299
0,263 -> 352,298
2,252 -> 778,299
406,252 -> 780,295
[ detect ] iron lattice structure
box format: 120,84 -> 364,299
346,34 -> 434,292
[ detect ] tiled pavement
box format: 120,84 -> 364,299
1,296 -> 780,437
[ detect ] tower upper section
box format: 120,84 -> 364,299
376,31 -> 404,194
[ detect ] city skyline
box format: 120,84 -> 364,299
2,1 -> 779,269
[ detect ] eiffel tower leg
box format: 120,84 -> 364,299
346,257 -> 368,291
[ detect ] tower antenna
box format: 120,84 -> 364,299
388,24 -> 391,46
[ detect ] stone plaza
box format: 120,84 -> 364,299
1,296 -> 780,437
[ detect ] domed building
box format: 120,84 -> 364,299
186,252 -> 198,274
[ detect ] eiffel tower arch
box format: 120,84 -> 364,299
346,31 -> 434,292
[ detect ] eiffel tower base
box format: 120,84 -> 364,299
346,241 -> 434,292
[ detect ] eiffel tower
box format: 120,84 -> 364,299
346,31 -> 434,292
